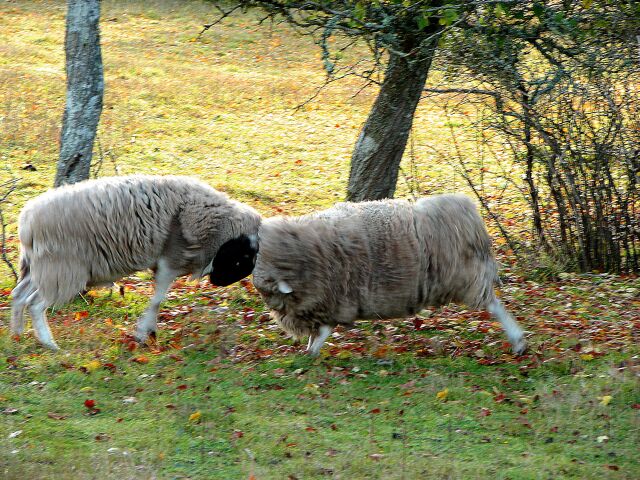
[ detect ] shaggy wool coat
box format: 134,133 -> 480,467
252,195 -> 498,339
18,175 -> 261,305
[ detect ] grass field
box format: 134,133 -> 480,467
0,1 -> 639,479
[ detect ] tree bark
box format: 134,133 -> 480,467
346,36 -> 438,201
54,0 -> 104,187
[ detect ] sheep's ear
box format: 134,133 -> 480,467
277,280 -> 293,294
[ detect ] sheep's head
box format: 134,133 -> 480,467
251,218 -> 332,313
208,234 -> 258,286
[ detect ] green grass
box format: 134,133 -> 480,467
0,1 -> 639,478
1,278 -> 638,479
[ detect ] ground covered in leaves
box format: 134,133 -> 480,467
0,274 -> 638,479
0,1 -> 639,479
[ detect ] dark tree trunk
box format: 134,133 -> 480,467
346,36 -> 439,201
519,84 -> 550,252
54,0 -> 104,187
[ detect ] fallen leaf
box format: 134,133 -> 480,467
436,388 -> 449,401
188,411 -> 202,423
303,383 -> 319,393
599,395 -> 612,406
84,399 -> 96,409
47,412 -> 67,420
103,363 -> 117,372
480,407 -> 492,417
81,360 -> 101,373
373,346 -> 389,358
493,393 -> 507,403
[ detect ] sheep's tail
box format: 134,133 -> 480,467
16,210 -> 33,283
19,253 -> 30,282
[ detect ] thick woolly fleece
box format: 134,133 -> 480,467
252,194 -> 526,355
11,175 -> 261,349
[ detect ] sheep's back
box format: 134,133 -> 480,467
323,201 -> 423,320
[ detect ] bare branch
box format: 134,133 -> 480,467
0,178 -> 18,282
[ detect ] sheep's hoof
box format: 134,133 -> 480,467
133,330 -> 157,345
512,338 -> 527,355
306,348 -> 321,358
42,342 -> 60,351
133,330 -> 155,344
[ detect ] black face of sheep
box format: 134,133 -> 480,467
209,234 -> 259,286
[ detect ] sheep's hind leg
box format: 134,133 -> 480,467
10,277 -> 36,337
307,325 -> 332,357
487,298 -> 527,355
134,259 -> 178,343
27,291 -> 59,351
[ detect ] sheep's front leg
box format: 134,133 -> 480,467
134,259 -> 178,343
488,298 -> 527,355
307,325 -> 332,357
306,334 -> 315,352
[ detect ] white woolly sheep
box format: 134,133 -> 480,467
10,175 -> 261,350
252,194 -> 527,356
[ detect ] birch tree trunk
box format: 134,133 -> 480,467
54,0 -> 104,187
346,36 -> 439,201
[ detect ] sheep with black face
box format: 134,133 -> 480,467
252,195 -> 526,356
11,175 -> 261,350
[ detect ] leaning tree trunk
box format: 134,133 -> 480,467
54,0 -> 104,187
346,36 -> 439,201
